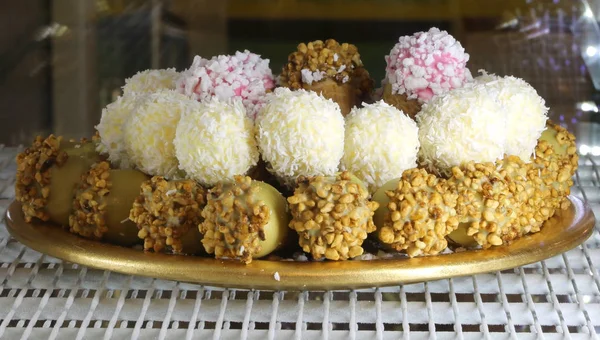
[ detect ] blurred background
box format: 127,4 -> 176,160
1,0 -> 599,154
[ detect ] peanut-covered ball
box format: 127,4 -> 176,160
287,172 -> 378,260
200,176 -> 289,263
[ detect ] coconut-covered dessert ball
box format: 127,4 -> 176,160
174,98 -> 259,187
342,101 -> 419,193
383,27 -> 472,118
96,94 -> 139,168
200,176 -> 290,264
416,83 -> 505,176
129,176 -> 207,255
123,90 -> 200,179
280,39 -> 374,116
122,68 -> 179,96
177,50 -> 275,120
15,135 -> 101,225
475,71 -> 548,161
287,172 -> 379,260
69,161 -> 149,246
256,88 -> 345,187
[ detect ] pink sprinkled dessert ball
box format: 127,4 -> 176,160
177,50 -> 275,119
385,27 -> 472,102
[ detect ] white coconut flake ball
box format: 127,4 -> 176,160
416,83 -> 506,175
475,70 -> 548,161
95,94 -> 140,168
123,90 -> 200,178
174,98 -> 259,186
342,101 -> 419,193
122,68 -> 179,96
256,87 -> 345,186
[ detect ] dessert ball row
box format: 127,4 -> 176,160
14,122 -> 577,263
15,27 -> 578,263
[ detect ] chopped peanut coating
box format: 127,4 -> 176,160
200,176 -> 272,264
376,121 -> 578,255
379,168 -> 459,257
130,176 -> 206,254
16,135 -> 66,222
280,39 -> 373,97
69,161 -> 112,239
288,171 -> 379,260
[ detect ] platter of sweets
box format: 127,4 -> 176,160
6,28 -> 595,290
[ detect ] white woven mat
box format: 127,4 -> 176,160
0,146 -> 598,340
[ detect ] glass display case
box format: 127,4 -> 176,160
2,0 -> 598,144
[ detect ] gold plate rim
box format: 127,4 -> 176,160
4,197 -> 595,291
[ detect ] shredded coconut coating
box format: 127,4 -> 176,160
475,71 -> 548,162
287,172 -> 379,260
122,68 -> 179,96
342,101 -> 419,193
416,82 -> 506,176
15,135 -> 67,222
256,88 -> 345,187
385,27 -> 472,102
96,94 -> 140,168
177,50 -> 275,120
376,122 -> 578,254
130,176 -> 206,254
377,168 -> 459,257
174,98 -> 259,187
69,161 -> 112,240
123,90 -> 201,179
200,176 -> 270,264
280,39 -> 373,98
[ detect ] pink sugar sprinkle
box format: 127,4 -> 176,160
385,27 -> 472,102
177,50 -> 275,119
234,86 -> 244,96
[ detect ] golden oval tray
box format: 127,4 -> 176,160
5,197 -> 595,290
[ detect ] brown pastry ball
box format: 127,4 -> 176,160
382,83 -> 422,119
279,39 -> 373,116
